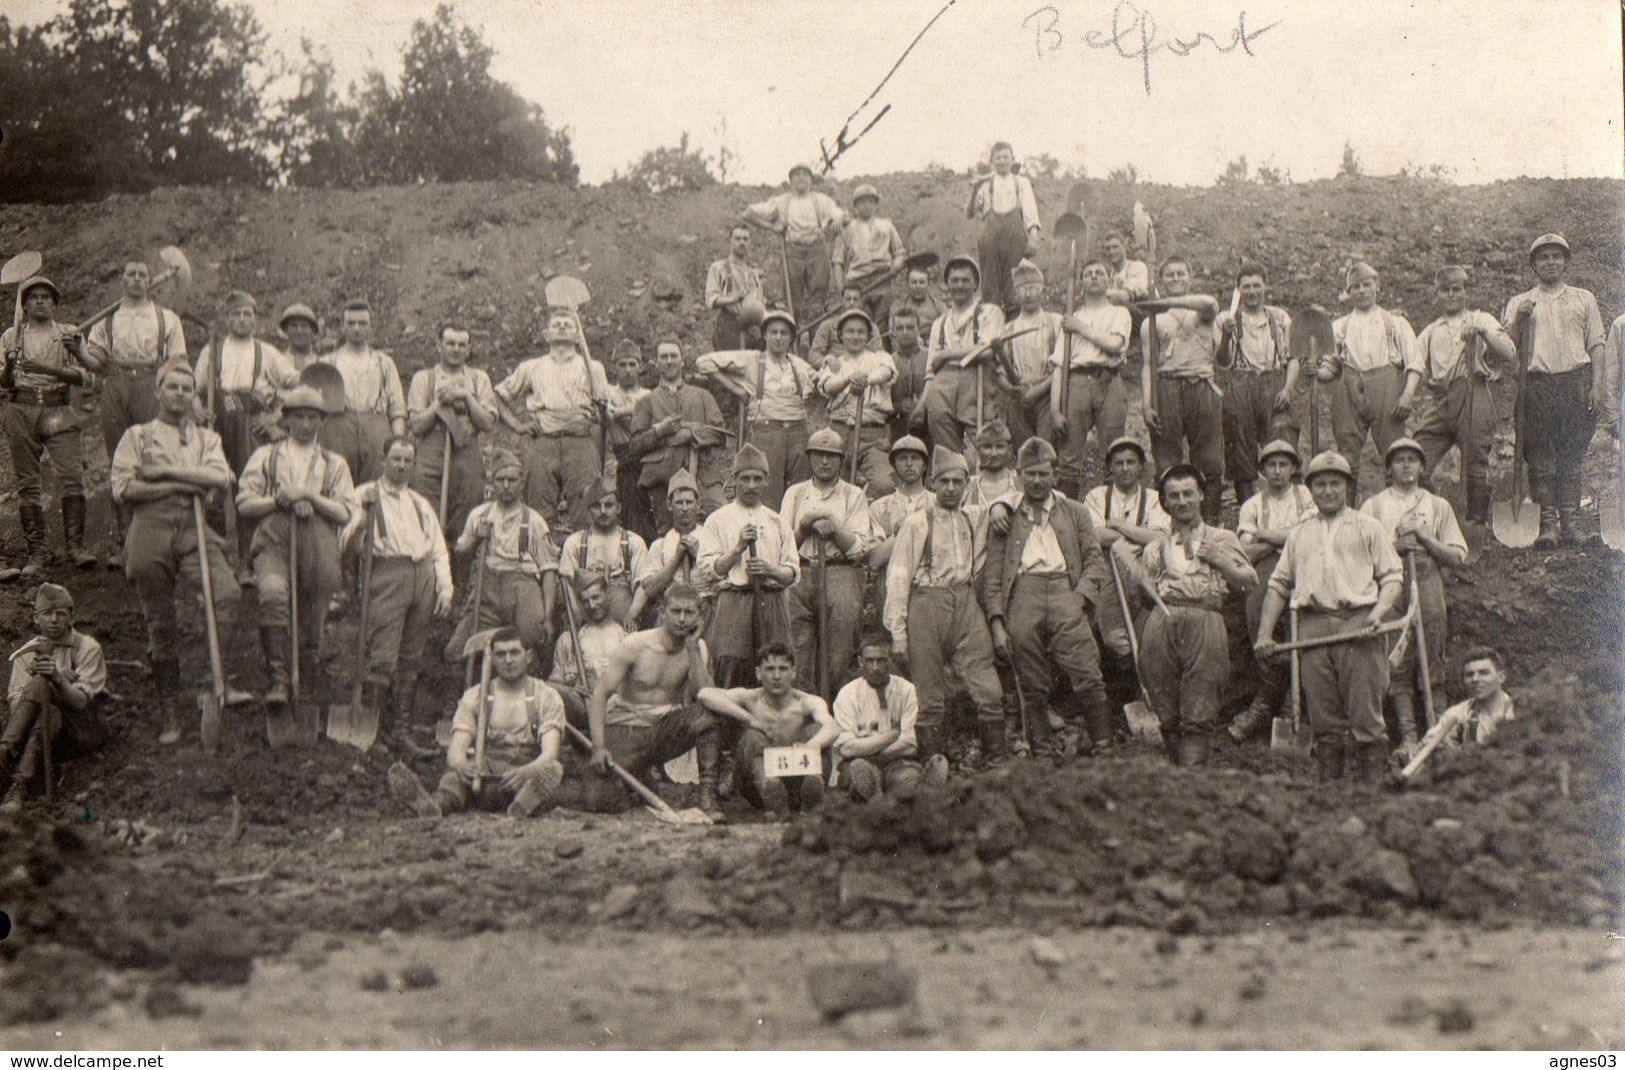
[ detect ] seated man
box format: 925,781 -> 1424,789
1415,646 -> 1516,751
830,631 -> 946,801
0,583 -> 106,809
388,628 -> 566,819
697,642 -> 838,817
551,569 -> 629,719
585,583 -> 725,820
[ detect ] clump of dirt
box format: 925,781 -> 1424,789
0,812 -> 277,1024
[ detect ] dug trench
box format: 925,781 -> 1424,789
0,526 -> 1618,1041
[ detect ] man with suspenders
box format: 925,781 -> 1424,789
87,259 -> 188,570
558,477 -> 649,627
922,256 -> 1006,457
406,325 -> 498,539
695,310 -> 816,510
447,450 -> 558,660
235,386 -> 355,708
321,299 -> 407,485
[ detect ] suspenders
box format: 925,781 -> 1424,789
577,529 -> 632,575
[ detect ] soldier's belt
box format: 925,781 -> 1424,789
10,386 -> 71,406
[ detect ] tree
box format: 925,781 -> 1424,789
1216,155 -> 1250,185
1338,141 -> 1362,178
48,0 -> 273,187
623,133 -> 718,193
266,38 -> 363,188
348,5 -> 576,186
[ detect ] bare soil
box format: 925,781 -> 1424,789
0,176 -> 1621,1048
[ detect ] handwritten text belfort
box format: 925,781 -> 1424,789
1022,2 -> 1281,95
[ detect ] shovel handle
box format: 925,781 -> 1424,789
191,495 -> 227,699
1269,617 -> 1407,654
1399,726 -> 1448,778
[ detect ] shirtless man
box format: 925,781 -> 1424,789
585,583 -> 725,819
697,643 -> 838,817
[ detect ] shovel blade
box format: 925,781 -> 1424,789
1124,700 -> 1162,745
325,701 -> 378,752
1600,501 -> 1625,551
265,699 -> 303,749
1,251 -> 43,287
198,691 -> 222,756
645,804 -> 713,826
1269,715 -> 1310,755
1053,212 -> 1088,241
1491,498 -> 1539,548
545,274 -> 591,310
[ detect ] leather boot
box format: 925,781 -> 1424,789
154,658 -> 184,745
61,495 -> 97,569
1348,740 -> 1387,783
978,718 -> 1007,764
18,501 -> 47,579
106,510 -> 126,571
1465,482 -> 1492,526
1161,725 -> 1183,764
1314,733 -> 1346,782
1391,692 -> 1418,754
1177,726 -> 1211,767
261,627 -> 290,708
1534,507 -> 1561,549
696,738 -> 726,822
1228,695 -> 1274,742
1082,697 -> 1116,757
1201,481 -> 1225,524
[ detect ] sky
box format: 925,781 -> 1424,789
10,0 -> 1624,186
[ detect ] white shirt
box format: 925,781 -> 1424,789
695,501 -> 799,589
831,675 -> 918,751
344,480 -> 453,601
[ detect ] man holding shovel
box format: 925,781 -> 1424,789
746,164 -> 846,322
628,469 -> 713,629
1004,259 -> 1064,445
696,310 -> 816,510
407,325 -> 497,539
1412,266 -> 1514,536
1137,465 -> 1258,766
280,304 -> 366,485
922,256 -> 1006,457
818,309 -> 897,498
496,309 -> 613,534
236,386 -> 355,711
447,449 -> 557,659
705,223 -> 767,352
343,436 -> 454,747
2,275 -> 101,574
831,184 -> 907,328
1255,451 -> 1405,783
1051,259 -> 1133,499
694,443 -> 798,690
1360,437 -> 1467,756
1228,440 -> 1315,742
782,429 -> 875,697
585,582 -> 725,820
389,628 -> 567,819
1140,258 -> 1227,522
110,360 -> 246,744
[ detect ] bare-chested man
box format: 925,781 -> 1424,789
585,583 -> 725,820
698,642 -> 837,817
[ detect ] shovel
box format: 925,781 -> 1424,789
266,517 -> 307,748
1290,304 -> 1334,455
468,628 -> 496,794
191,496 -> 227,756
1269,608 -> 1310,755
437,624 -> 502,748
327,503 -> 380,751
1052,212 -> 1087,435
1108,552 -> 1161,745
4,251 -> 43,337
1493,314 -> 1539,547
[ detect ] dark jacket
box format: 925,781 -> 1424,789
983,492 -> 1109,620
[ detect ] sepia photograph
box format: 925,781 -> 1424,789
0,0 -> 1620,1052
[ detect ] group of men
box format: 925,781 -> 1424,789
0,183 -> 1611,816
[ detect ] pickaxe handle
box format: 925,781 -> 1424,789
1268,617 -> 1408,654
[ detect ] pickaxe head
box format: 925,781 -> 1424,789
461,627 -> 503,660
